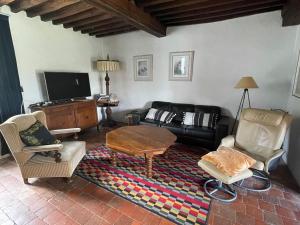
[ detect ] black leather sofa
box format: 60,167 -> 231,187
132,101 -> 230,150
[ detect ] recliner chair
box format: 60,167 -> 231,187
199,108 -> 292,202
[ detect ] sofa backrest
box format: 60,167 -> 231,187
151,101 -> 221,123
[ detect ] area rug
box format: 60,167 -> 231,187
75,144 -> 211,225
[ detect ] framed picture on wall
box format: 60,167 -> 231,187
133,55 -> 153,81
292,51 -> 300,98
169,51 -> 194,81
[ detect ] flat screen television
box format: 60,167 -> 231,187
44,72 -> 91,101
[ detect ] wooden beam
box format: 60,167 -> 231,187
282,0 -> 300,26
160,1 -> 284,21
84,0 -> 166,37
26,0 -> 79,17
144,0 -> 209,12
53,8 -> 102,25
82,21 -> 128,34
155,0 -> 248,17
66,14 -> 114,29
9,0 -> 47,12
74,17 -> 120,31
166,6 -> 282,26
0,0 -> 15,6
136,0 -> 173,8
41,2 -> 93,21
88,23 -> 132,35
95,27 -> 137,37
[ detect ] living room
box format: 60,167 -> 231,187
0,0 -> 299,225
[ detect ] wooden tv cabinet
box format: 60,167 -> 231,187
31,100 -> 99,131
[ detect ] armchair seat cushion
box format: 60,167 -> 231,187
237,149 -> 265,171
23,141 -> 86,178
185,126 -> 215,140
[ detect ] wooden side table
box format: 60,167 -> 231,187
97,101 -> 119,127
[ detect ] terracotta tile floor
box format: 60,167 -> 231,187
0,127 -> 299,225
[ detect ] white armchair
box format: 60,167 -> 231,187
0,111 -> 86,184
220,108 -> 292,174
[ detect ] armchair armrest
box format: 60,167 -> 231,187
23,144 -> 63,153
265,149 -> 285,173
50,128 -> 81,135
220,135 -> 235,148
214,116 -> 230,149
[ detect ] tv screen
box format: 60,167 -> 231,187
44,72 -> 91,101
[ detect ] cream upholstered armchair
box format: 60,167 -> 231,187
0,111 -> 86,184
198,108 -> 292,202
221,108 -> 292,174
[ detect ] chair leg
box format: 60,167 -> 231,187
234,169 -> 271,192
204,179 -> 237,203
23,178 -> 29,184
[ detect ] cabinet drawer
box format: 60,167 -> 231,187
76,107 -> 97,129
46,108 -> 76,130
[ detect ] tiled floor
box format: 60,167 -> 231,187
0,127 -> 299,225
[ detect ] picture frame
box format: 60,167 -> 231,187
169,51 -> 194,81
292,51 -> 300,98
133,55 -> 153,81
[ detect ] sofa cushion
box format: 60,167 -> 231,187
145,108 -> 176,123
161,122 -> 184,135
185,125 -> 215,140
140,119 -> 160,126
183,112 -> 216,128
170,103 -> 195,123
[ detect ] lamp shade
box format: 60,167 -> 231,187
235,76 -> 258,89
97,60 -> 120,72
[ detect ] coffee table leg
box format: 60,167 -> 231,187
111,152 -> 117,166
145,155 -> 153,178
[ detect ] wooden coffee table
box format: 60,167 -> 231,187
106,125 -> 177,178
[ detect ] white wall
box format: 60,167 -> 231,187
286,26 -> 300,186
101,11 -> 297,122
0,6 -> 102,111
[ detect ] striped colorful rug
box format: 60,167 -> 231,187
75,144 -> 211,225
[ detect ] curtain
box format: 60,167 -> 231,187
0,15 -> 23,155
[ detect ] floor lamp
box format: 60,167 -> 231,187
231,76 -> 258,134
97,55 -> 120,127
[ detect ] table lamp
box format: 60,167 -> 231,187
97,55 -> 120,95
231,76 -> 258,134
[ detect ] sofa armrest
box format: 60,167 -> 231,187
214,116 -> 230,149
23,144 -> 63,153
128,109 -> 149,121
50,128 -> 81,135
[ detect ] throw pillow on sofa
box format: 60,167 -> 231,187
183,112 -> 216,128
145,108 -> 176,123
20,121 -> 60,146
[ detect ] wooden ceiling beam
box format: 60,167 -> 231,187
67,14 -> 114,29
73,17 -> 119,31
9,0 -> 47,13
82,21 -> 129,34
41,2 -> 93,21
52,8 -> 102,25
165,6 -> 282,26
84,0 -> 166,37
160,0 -> 284,21
144,0 -> 210,12
154,0 -> 248,17
94,27 -> 137,37
282,0 -> 300,26
26,0 -> 79,17
136,0 -> 174,8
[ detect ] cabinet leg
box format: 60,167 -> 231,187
23,178 -> 29,184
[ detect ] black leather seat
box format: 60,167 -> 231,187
132,101 -> 230,150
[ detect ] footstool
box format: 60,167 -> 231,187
198,160 -> 253,203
